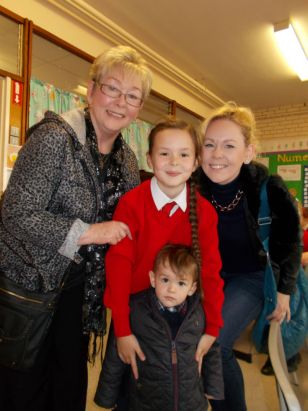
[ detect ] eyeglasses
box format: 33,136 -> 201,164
97,83 -> 143,107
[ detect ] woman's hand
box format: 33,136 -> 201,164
195,334 -> 216,374
116,335 -> 145,380
267,292 -> 291,324
301,251 -> 308,266
78,221 -> 132,245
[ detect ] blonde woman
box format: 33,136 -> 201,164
197,102 -> 301,411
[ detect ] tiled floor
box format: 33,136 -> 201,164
86,326 -> 308,411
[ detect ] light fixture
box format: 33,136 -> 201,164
274,20 -> 308,81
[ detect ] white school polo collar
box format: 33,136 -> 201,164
150,177 -> 187,215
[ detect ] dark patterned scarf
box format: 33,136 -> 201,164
83,109 -> 129,361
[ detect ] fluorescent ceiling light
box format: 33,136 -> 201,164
274,20 -> 308,81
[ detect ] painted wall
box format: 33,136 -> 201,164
255,104 -> 308,205
255,104 -> 308,153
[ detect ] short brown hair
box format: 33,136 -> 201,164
153,244 -> 199,288
148,119 -> 202,164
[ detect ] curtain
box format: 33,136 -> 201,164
29,78 -> 87,127
122,119 -> 153,171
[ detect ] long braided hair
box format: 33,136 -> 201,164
148,119 -> 203,296
189,176 -> 203,298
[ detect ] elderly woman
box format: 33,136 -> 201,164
0,45 -> 152,411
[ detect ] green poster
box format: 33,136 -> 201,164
257,151 -> 308,205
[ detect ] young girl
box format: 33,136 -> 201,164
103,120 -> 224,383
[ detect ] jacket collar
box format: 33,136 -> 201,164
61,108 -> 86,146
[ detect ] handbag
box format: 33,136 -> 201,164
0,275 -> 62,370
252,179 -> 308,359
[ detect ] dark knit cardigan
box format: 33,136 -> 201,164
197,161 -> 302,294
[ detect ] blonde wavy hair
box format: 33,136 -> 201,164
200,101 -> 259,149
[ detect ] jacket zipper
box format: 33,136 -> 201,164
153,297 -> 199,411
156,313 -> 179,411
172,340 -> 179,411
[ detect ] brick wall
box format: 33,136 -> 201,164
255,104 -> 308,153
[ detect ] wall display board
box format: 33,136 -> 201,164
257,151 -> 308,204
303,165 -> 308,207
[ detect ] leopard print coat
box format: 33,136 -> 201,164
0,109 -> 140,293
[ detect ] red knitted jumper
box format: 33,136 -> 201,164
303,229 -> 308,252
104,180 -> 224,337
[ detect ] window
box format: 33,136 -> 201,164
139,92 -> 171,124
175,105 -> 203,129
29,33 -> 91,126
31,33 -> 91,97
0,13 -> 23,76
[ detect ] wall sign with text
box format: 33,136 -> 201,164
12,81 -> 23,105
